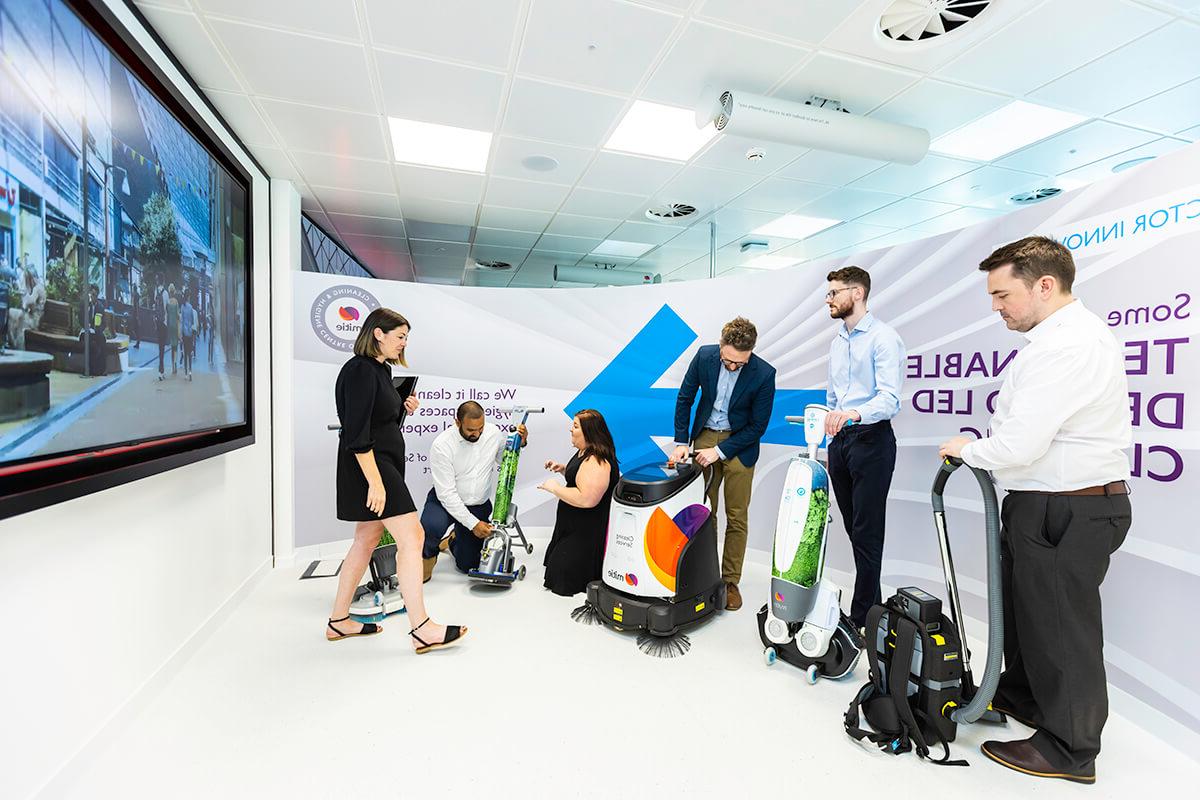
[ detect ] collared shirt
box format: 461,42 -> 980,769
826,312 -> 905,425
428,422 -> 507,529
705,360 -> 742,431
961,300 -> 1131,492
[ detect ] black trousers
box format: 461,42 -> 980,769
826,420 -> 897,628
419,488 -> 492,572
996,490 -> 1131,770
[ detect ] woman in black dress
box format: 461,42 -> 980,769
538,409 -> 620,596
327,308 -> 467,653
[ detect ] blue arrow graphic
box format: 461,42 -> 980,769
567,304 -> 826,469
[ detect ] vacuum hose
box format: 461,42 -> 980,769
930,457 -> 1003,725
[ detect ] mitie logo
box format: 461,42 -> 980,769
310,284 -> 381,352
607,568 -> 637,586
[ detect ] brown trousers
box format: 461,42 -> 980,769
694,428 -> 755,585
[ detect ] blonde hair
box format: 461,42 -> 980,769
353,307 -> 410,366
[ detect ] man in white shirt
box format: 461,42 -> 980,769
940,236 -> 1131,785
420,402 -> 528,581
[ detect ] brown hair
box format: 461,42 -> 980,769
575,408 -> 618,467
826,266 -> 871,300
978,236 -> 1075,293
720,316 -> 757,351
353,307 -> 410,366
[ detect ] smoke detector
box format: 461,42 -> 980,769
645,201 -> 698,222
1009,187 -> 1062,205
878,0 -> 993,44
474,259 -> 512,270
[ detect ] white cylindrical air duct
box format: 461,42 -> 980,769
553,265 -> 661,286
695,88 -> 929,165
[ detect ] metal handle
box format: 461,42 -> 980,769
327,424 -> 341,431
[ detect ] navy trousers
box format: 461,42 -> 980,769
419,488 -> 492,572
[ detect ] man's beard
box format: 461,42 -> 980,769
829,302 -> 851,319
460,430 -> 481,442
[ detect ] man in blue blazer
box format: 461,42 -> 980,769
671,317 -> 776,610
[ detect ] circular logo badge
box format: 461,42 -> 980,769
625,573 -> 638,587
795,487 -> 807,497
310,284 -> 382,352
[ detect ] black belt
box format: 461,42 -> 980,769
1010,481 -> 1129,497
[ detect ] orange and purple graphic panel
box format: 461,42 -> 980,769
644,504 -> 710,593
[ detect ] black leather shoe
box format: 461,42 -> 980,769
981,739 -> 1095,784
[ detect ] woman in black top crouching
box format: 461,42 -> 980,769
326,308 -> 467,653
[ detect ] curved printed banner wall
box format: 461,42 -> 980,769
293,144 -> 1198,744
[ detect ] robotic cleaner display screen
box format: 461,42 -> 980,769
0,0 -> 251,484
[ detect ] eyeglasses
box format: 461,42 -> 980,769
720,357 -> 750,370
825,286 -> 856,301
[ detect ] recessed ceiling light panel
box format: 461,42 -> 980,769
591,239 -> 654,258
388,117 -> 492,172
930,101 -> 1087,161
604,100 -> 717,161
752,214 -> 840,240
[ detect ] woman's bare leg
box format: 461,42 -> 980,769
385,512 -> 463,649
326,521 -> 384,638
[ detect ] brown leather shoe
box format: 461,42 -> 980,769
725,582 -> 742,611
422,555 -> 437,583
438,532 -> 455,553
981,739 -> 1095,784
990,703 -> 1038,729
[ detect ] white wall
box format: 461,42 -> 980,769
0,3 -> 274,798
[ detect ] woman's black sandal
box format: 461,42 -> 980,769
327,615 -> 381,641
409,617 -> 467,654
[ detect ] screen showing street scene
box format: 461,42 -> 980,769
0,0 -> 249,467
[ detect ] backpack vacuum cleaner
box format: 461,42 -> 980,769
469,406 -> 544,585
758,404 -> 863,683
575,459 -> 726,657
844,456 -> 1006,766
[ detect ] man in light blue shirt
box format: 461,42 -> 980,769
823,266 -> 905,628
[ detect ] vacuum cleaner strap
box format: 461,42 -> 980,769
890,616 -> 968,768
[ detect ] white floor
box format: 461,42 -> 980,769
48,536 -> 1197,799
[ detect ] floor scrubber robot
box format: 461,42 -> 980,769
468,406 -> 544,585
758,404 -> 863,682
575,458 -> 726,657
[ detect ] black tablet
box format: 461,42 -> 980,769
393,376 -> 419,426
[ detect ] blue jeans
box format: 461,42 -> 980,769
420,488 -> 492,572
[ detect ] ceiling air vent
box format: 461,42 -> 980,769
1010,187 -> 1062,205
475,259 -> 512,270
879,0 -> 992,43
645,202 -> 697,221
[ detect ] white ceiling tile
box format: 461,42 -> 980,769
578,152 -> 682,195
412,254 -> 470,274
400,198 -> 479,229
341,234 -> 410,255
473,228 -> 542,248
136,7 -> 243,92
483,177 -> 570,211
1109,77 -> 1200,135
490,137 -> 594,185
691,134 -> 808,175
249,147 -> 303,183
994,120 -> 1158,176
871,80 -> 1009,141
478,206 -> 554,232
405,221 -> 474,243
394,166 -> 485,205
908,206 -> 1008,236
774,221 -> 897,260
943,0 -> 1170,96
610,221 -> 680,246
653,167 -> 760,215
258,100 -> 389,160
518,0 -> 680,93
774,52 -> 918,114
208,20 -> 375,112
1030,22 -> 1200,116
708,207 -> 781,245
643,20 -> 809,108
777,151 -> 889,185
1058,137 -> 1193,186
544,214 -> 621,238
410,240 -> 470,258
469,244 -> 530,264
313,186 -> 401,218
354,250 -> 414,280
696,0 -> 858,46
535,233 -> 604,253
559,188 -> 647,218
915,165 -> 1041,208
374,51 -> 505,130
729,177 -> 831,213
794,188 -> 902,220
192,0 -> 360,39
502,79 -> 627,147
327,213 -> 407,238
848,154 -> 978,195
854,197 -> 958,228
293,152 -> 394,193
364,0 -> 522,70
205,91 -> 278,147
